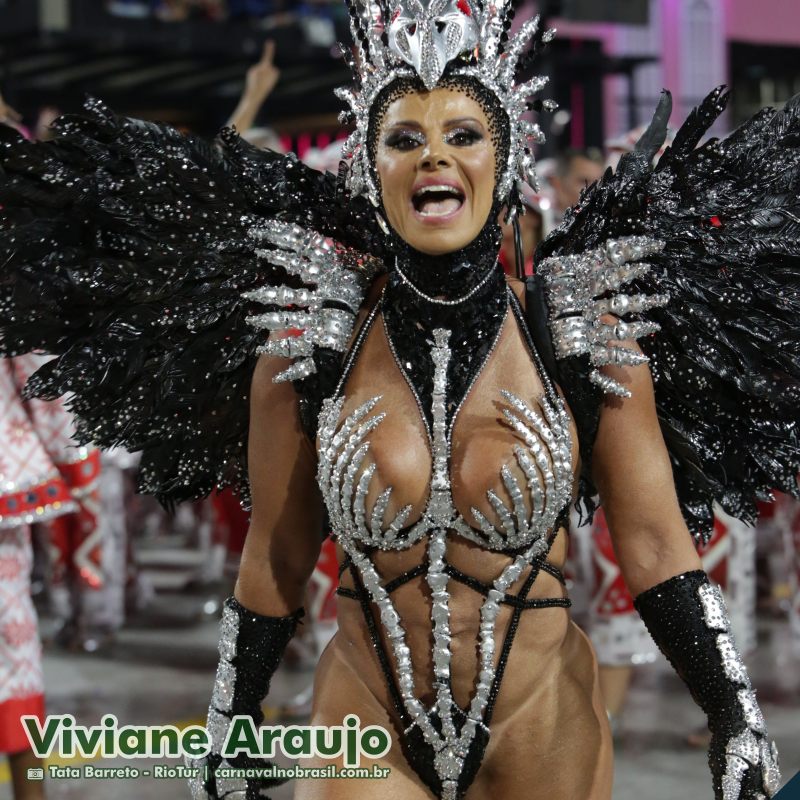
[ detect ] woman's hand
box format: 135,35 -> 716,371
225,40 -> 280,135
244,40 -> 280,106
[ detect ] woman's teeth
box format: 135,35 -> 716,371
413,185 -> 464,217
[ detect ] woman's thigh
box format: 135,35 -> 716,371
467,623 -> 614,800
295,624 -> 612,800
292,643 -> 431,800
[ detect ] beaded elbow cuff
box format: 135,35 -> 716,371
537,235 -> 668,398
634,570 -> 780,799
188,597 -> 304,800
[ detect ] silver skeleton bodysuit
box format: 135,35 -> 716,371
316,288 -> 575,800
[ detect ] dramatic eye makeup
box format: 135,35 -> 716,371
443,126 -> 484,146
383,117 -> 486,151
384,128 -> 426,150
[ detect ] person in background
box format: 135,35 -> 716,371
0,353 -> 105,799
33,107 -> 60,143
548,146 -> 605,224
496,147 -> 603,279
497,196 -> 543,277
226,39 -> 280,136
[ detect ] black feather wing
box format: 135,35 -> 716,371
538,88 -> 800,541
0,99 -> 380,505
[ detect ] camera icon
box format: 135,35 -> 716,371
27,768 -> 45,781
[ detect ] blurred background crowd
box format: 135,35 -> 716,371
1,1 -> 799,799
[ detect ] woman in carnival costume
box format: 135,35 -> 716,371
1,1 -> 799,797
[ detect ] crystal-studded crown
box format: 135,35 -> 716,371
336,0 -> 556,211
388,0 -> 479,91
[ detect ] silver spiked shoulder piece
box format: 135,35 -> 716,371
242,220 -> 382,383
537,236 -> 669,398
336,0 -> 556,207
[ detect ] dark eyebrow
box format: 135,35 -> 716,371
385,120 -> 424,129
384,117 -> 485,129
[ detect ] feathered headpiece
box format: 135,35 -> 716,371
335,0 -> 556,213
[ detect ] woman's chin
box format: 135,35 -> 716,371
405,231 -> 475,256
398,219 -> 481,256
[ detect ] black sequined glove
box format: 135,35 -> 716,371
187,597 -> 304,800
633,570 -> 781,800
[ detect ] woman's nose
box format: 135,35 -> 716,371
419,142 -> 451,170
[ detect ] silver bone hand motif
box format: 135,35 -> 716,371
470,389 -> 573,550
243,220 -> 380,383
538,235 -> 668,398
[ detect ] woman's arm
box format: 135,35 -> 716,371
225,40 -> 280,136
236,352 -> 324,616
590,336 -> 701,595
189,353 -> 324,800
590,332 -> 780,799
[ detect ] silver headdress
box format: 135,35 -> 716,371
336,0 -> 556,209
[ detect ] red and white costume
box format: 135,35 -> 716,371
570,505 -> 756,668
0,354 -> 100,753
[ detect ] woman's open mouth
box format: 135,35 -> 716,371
411,183 -> 466,221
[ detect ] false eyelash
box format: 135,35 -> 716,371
443,127 -> 484,146
384,130 -> 426,150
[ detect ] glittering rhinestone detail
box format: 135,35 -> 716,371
243,220 -> 380,383
317,323 -> 574,793
194,598 -> 302,799
210,660 -> 237,713
214,759 -> 247,798
538,235 -> 668,397
635,571 -> 780,799
206,708 -> 230,752
694,581 -> 765,737
388,0 -> 478,92
218,603 -> 239,661
721,728 -> 779,800
699,582 -> 729,631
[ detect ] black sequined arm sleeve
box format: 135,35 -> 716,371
187,598 -> 304,800
588,322 -> 780,799
184,347 -> 324,798
634,571 -> 781,800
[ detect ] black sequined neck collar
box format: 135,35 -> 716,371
386,216 -> 503,301
381,215 -> 508,433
